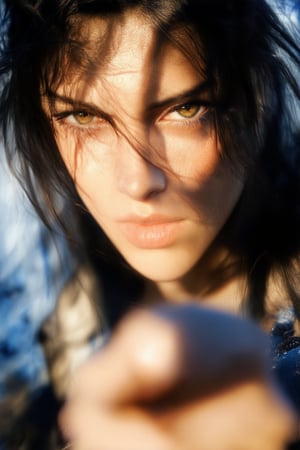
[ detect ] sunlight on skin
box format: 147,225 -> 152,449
50,12 -> 244,310
60,306 -> 297,450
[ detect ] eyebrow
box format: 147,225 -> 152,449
46,91 -> 102,112
45,80 -> 212,115
148,80 -> 212,111
45,91 -> 113,123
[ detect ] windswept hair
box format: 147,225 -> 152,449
1,0 -> 300,319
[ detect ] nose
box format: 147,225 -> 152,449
116,137 -> 167,200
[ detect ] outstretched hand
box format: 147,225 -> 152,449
60,304 -> 297,450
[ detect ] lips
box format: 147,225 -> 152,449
118,216 -> 183,249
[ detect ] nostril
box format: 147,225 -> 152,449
117,152 -> 167,200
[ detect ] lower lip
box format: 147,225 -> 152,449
120,221 -> 182,249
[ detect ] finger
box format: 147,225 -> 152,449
162,381 -> 298,450
60,400 -> 174,450
106,304 -> 271,401
61,380 -> 297,450
60,304 -> 296,448
67,308 -> 184,404
66,304 -> 273,407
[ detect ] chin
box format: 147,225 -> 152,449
124,252 -> 199,284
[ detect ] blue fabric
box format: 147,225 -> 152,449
271,309 -> 300,412
274,0 -> 300,25
0,149 -> 79,445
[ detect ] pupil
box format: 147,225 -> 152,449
76,112 -> 92,123
179,104 -> 198,117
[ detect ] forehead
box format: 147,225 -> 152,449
54,11 -> 205,106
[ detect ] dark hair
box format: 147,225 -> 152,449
1,0 -> 300,319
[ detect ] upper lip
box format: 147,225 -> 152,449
118,214 -> 182,225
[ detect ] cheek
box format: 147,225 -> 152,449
163,132 -> 221,184
55,130 -> 110,187
190,172 -> 243,228
55,130 -> 81,178
71,152 -> 115,220
54,132 -> 111,220
171,140 -> 243,225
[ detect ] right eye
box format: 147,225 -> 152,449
53,109 -> 108,131
69,111 -> 95,125
53,108 -> 114,141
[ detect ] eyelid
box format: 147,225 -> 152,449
171,99 -> 212,112
52,107 -> 113,125
159,99 -> 211,121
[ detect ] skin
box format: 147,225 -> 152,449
50,12 -> 244,307
46,10 -> 297,450
60,306 -> 297,450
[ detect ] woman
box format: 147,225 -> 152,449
1,0 -> 300,448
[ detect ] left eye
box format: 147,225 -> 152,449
175,104 -> 201,118
72,111 -> 94,125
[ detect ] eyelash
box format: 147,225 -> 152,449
163,101 -> 210,128
52,100 -> 211,134
53,110 -> 104,125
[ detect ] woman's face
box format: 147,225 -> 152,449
50,11 -> 244,284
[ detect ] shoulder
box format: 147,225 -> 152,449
271,308 -> 300,411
